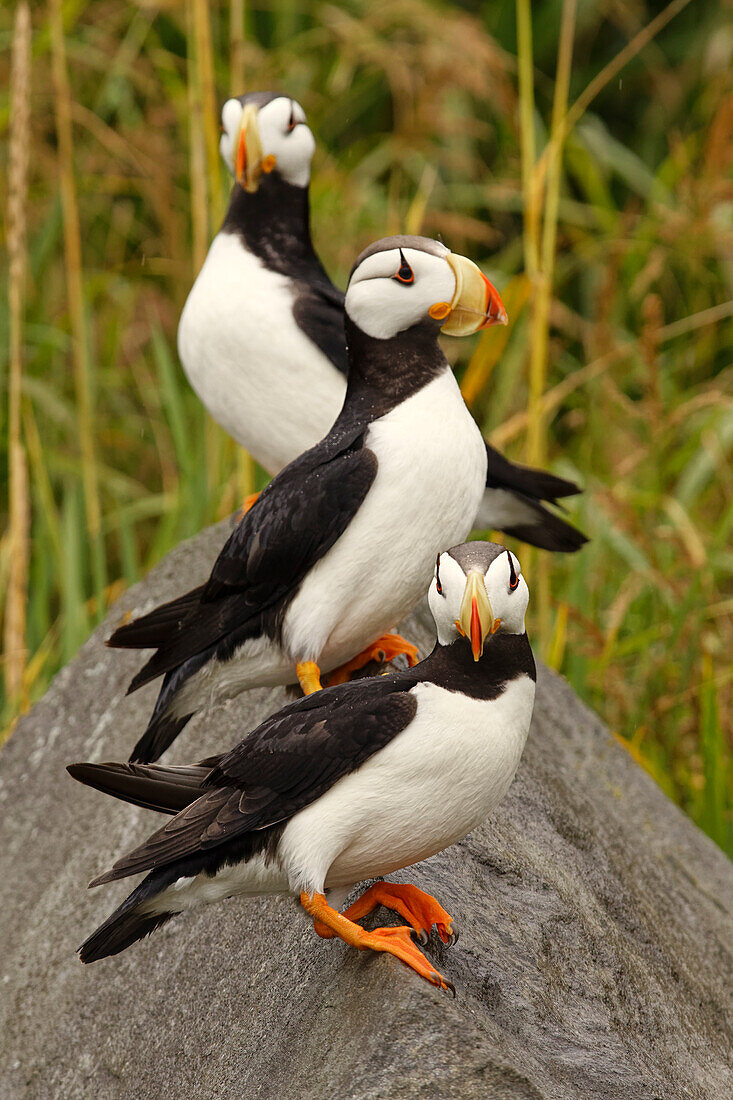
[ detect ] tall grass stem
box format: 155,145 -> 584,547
186,0 -> 210,272
193,0 -> 223,225
515,0 -> 539,278
528,0 -> 576,469
230,0 -> 246,94
534,0 -> 693,193
49,0 -> 107,615
4,2 -> 32,707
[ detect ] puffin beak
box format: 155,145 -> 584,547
235,103 -> 269,193
456,571 -> 499,661
438,253 -> 508,337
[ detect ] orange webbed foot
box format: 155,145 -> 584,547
359,925 -> 455,995
326,633 -> 419,687
339,881 -> 458,947
301,891 -> 454,996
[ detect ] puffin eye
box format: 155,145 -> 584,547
394,249 -> 414,285
287,102 -> 297,131
507,552 -> 519,591
435,553 -> 443,596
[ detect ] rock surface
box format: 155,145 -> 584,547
1,520 -> 731,1100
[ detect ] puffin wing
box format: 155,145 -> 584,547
88,676 -> 418,887
117,437 -> 377,691
291,280 -> 348,376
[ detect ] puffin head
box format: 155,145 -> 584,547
429,542 -> 529,658
220,92 -> 315,192
344,235 -> 507,341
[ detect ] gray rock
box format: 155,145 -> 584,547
1,520 -> 731,1100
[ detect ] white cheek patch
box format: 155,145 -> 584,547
220,98 -> 244,175
485,553 -> 529,635
257,97 -> 314,188
428,552 -> 469,645
345,248 -> 456,339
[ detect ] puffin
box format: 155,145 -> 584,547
69,540 -> 536,995
178,91 -> 586,552
109,235 -> 500,763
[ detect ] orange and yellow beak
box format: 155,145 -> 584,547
433,252 -> 508,337
234,103 -> 276,192
456,570 -> 500,661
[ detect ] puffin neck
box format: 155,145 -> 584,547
220,175 -> 324,280
416,632 -> 536,700
342,315 -> 449,420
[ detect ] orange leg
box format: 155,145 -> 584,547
296,661 -> 323,695
301,891 -> 454,996
326,633 -> 419,687
238,491 -> 261,518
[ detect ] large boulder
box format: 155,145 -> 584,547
1,521 -> 731,1099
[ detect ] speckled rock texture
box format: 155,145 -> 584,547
1,520 -> 731,1100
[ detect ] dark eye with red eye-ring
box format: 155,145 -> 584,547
394,248 -> 414,284
507,551 -> 519,591
435,553 -> 443,595
287,102 -> 297,131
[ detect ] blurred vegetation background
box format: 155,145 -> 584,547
1,0 -> 731,853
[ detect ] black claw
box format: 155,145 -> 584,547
432,972 -> 456,997
443,923 -> 459,947
411,927 -> 429,946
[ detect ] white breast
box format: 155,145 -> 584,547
279,675 -> 535,894
283,369 -> 488,668
178,232 -> 346,474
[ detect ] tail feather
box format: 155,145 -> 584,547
475,487 -> 587,553
485,444 -> 581,503
78,873 -> 175,964
79,907 -> 173,964
128,711 -> 195,764
107,585 -> 205,652
125,652 -> 183,697
502,509 -> 588,553
67,759 -> 214,815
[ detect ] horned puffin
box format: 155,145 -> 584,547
70,540 -> 536,995
179,92 -> 346,472
178,91 -> 586,553
110,235 -> 504,763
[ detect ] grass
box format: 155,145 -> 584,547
0,0 -> 731,855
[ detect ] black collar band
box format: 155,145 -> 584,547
417,632 -> 536,700
221,175 -> 328,284
342,314 -> 448,421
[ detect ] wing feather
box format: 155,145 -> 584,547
89,676 -> 417,887
118,440 -> 377,691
